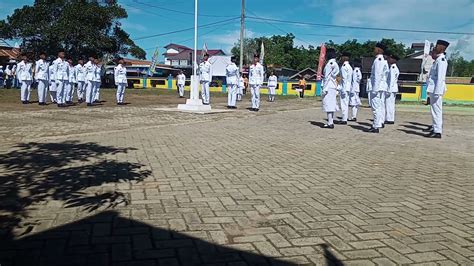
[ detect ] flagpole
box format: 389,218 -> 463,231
192,0 -> 198,100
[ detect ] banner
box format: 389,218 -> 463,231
317,43 -> 326,81
149,47 -> 159,74
260,42 -> 265,65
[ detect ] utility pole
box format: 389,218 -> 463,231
239,0 -> 245,71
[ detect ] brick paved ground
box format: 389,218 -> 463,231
0,92 -> 473,266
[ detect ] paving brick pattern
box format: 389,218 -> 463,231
0,98 -> 473,265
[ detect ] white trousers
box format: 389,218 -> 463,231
20,80 -> 32,101
430,94 -> 443,134
65,81 -> 73,102
116,83 -> 126,103
370,91 -> 384,128
368,91 -> 372,106
339,91 -> 349,121
178,84 -> 185,97
380,91 -> 386,124
85,80 -> 96,104
37,79 -> 48,103
77,81 -> 85,100
268,86 -> 276,96
94,82 -> 101,101
385,92 -> 396,122
351,106 -> 358,119
49,81 -> 57,103
201,81 -> 210,104
56,80 -> 67,104
251,85 -> 261,109
327,112 -> 334,125
227,83 -> 237,107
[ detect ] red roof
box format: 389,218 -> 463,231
166,49 -> 225,60
0,46 -> 20,60
164,43 -> 191,50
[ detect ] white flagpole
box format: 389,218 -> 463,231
191,0 -> 198,100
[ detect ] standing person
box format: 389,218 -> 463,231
338,52 -> 353,124
85,56 -> 96,106
368,43 -> 389,133
12,64 -> 17,88
425,40 -> 449,139
5,65 -> 13,89
93,59 -> 102,103
0,66 -> 4,88
176,70 -> 186,98
297,76 -> 306,98
48,59 -> 57,103
53,51 -> 69,107
75,59 -> 86,103
17,54 -> 33,104
349,61 -> 362,121
243,74 -> 249,95
237,73 -> 244,101
114,58 -> 128,105
321,48 -> 340,128
385,54 -> 400,125
267,71 -> 278,102
199,53 -> 212,105
249,54 -> 264,112
226,56 -> 239,109
35,52 -> 49,105
65,58 -> 76,104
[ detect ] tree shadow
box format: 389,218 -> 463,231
308,121 -> 327,128
0,211 -> 344,266
0,141 -> 151,239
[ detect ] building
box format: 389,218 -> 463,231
0,39 -> 20,66
163,43 -> 225,68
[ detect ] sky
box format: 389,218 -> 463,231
1,0 -> 473,61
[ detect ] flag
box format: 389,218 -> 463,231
423,40 -> 431,55
260,42 -> 265,65
201,43 -> 208,60
316,44 -> 326,81
149,47 -> 159,75
420,40 -> 431,81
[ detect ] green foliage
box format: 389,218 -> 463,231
0,0 -> 145,60
448,51 -> 474,77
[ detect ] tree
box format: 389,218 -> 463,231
448,52 -> 474,77
0,0 -> 145,60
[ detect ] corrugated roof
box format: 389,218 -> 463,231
0,46 -> 20,60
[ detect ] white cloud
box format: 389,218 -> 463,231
206,29 -> 257,53
121,21 -> 148,32
448,35 -> 474,60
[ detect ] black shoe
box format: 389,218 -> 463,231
348,118 -> 357,122
255,108 -> 259,112
339,121 -> 348,125
422,126 -> 433,132
203,103 -> 210,105
385,121 -> 395,125
323,124 -> 334,129
22,101 -> 27,104
367,127 -> 380,133
87,103 -> 93,107
426,133 -> 442,139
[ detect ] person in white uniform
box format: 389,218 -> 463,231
84,56 -> 96,106
267,71 -> 278,102
75,59 -> 86,103
348,61 -> 362,121
53,51 -> 69,107
17,54 -> 33,104
367,43 -> 389,133
237,74 -> 244,101
177,70 -> 186,98
48,60 -> 57,103
321,48 -> 340,129
425,40 -> 449,139
65,58 -> 76,104
94,59 -> 102,102
385,54 -> 400,124
35,52 -> 49,105
225,56 -> 239,109
114,58 -> 128,105
338,52 -> 353,124
199,53 -> 212,105
249,54 -> 264,111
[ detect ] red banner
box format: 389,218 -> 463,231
317,44 -> 326,81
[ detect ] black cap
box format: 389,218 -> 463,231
390,54 -> 400,61
39,51 -> 47,55
326,48 -> 336,59
253,53 -> 260,58
436,40 -> 450,48
353,59 -> 362,68
375,42 -> 387,51
203,53 -> 209,57
341,51 -> 351,57
231,56 -> 236,61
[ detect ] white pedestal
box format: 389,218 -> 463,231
177,75 -> 212,112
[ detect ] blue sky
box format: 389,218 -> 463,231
1,0 -> 473,60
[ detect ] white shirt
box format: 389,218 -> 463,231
427,54 -> 448,95
84,61 -> 95,81
322,59 -> 340,92
249,62 -> 264,85
238,76 -> 244,88
387,64 -> 400,93
35,59 -> 49,81
16,61 -> 33,81
53,58 -> 69,81
351,67 -> 362,93
225,62 -> 239,85
177,73 -> 186,85
68,64 -> 76,83
114,64 -> 127,84
199,60 -> 212,82
75,64 -> 85,82
268,75 -> 278,87
48,64 -> 56,81
370,54 -> 389,92
94,64 -> 102,82
340,61 -> 353,92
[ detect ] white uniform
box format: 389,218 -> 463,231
17,60 -> 33,102
48,64 -> 57,102
339,61 -> 353,122
177,73 -> 186,97
75,64 -> 86,101
65,63 -> 76,103
369,54 -> 389,129
35,59 -> 49,104
322,58 -> 340,120
114,64 -> 128,103
349,67 -> 362,119
385,63 -> 399,123
267,75 -> 278,102
94,64 -> 102,101
85,60 -> 96,104
53,58 -> 69,105
199,60 -> 212,104
237,76 -> 244,101
426,53 -> 448,134
226,62 -> 239,107
249,62 -> 264,109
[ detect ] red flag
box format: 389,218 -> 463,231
317,44 -> 326,81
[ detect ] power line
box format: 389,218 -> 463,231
246,16 -> 474,36
132,0 -> 237,18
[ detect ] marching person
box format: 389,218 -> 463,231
349,61 -> 362,121
75,59 -> 86,103
114,58 -> 128,105
425,40 -> 449,139
267,71 -> 278,102
385,54 -> 400,124
53,51 -> 69,107
368,43 -> 389,133
17,54 -> 33,104
338,52 -> 353,124
48,59 -> 57,103
225,56 -> 239,109
177,70 -> 186,98
93,58 -> 102,103
249,53 -> 264,111
85,56 -> 96,106
237,73 -> 244,101
199,53 -> 212,105
65,58 -> 76,104
35,52 -> 49,105
5,65 -> 13,89
321,48 -> 340,129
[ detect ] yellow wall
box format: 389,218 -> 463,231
445,84 -> 474,103
400,85 -> 422,102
